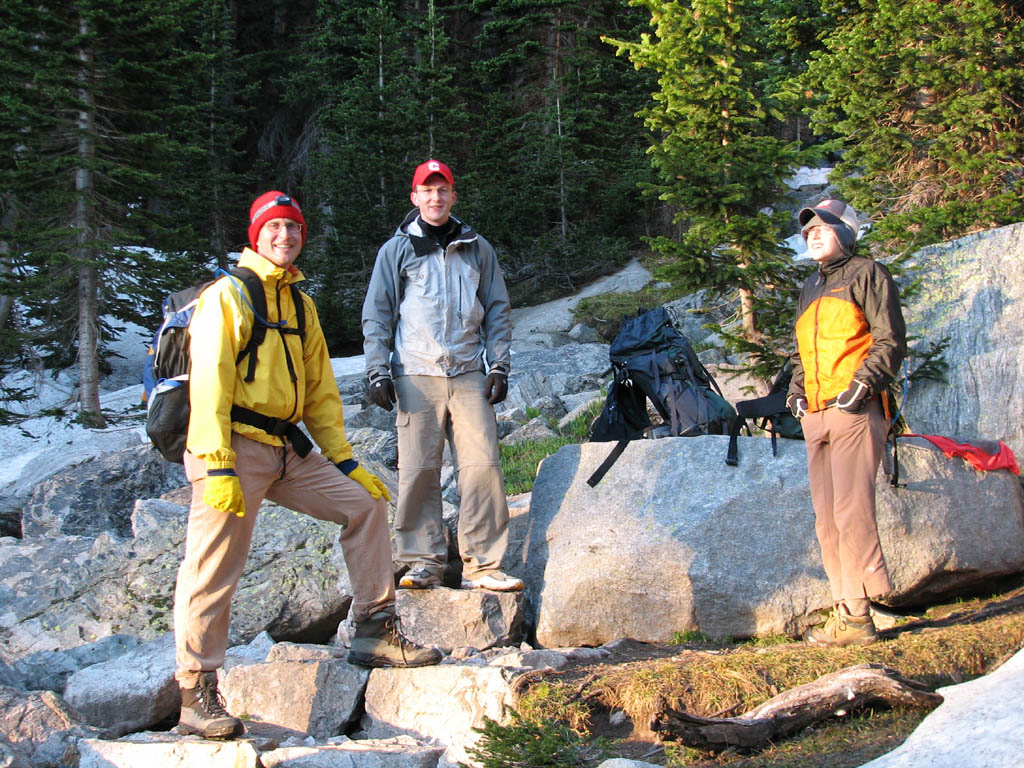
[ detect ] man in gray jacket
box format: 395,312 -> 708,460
362,159 -> 522,593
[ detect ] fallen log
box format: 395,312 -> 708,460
651,663 -> 943,751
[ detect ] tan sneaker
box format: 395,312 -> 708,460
460,571 -> 524,592
177,671 -> 243,739
347,609 -> 443,668
804,604 -> 878,647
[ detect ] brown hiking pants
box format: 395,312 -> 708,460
173,433 -> 394,687
801,399 -> 892,603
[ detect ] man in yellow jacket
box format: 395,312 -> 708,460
173,191 -> 441,740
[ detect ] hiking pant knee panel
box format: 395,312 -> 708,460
394,373 -> 509,579
174,434 -> 394,686
801,400 -> 892,602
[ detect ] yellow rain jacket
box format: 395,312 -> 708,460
186,248 -> 354,471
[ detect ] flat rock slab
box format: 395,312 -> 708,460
524,435 -> 1024,646
78,737 -> 262,767
260,735 -> 445,767
395,587 -> 525,651
63,634 -> 178,737
221,655 -> 369,740
360,663 -> 521,767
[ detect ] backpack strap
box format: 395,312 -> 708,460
881,388 -> 902,487
726,414 -> 745,466
725,392 -> 789,466
587,439 -> 630,487
224,267 -> 307,384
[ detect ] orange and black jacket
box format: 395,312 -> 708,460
789,253 -> 907,413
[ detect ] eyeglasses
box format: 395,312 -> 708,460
414,185 -> 454,197
263,221 -> 302,235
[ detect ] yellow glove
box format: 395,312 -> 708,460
341,462 -> 391,502
203,470 -> 246,518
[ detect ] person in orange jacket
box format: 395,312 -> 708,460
786,199 -> 907,646
173,191 -> 441,740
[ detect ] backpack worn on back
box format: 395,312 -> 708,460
143,266 -> 307,463
587,307 -> 736,486
725,359 -> 803,466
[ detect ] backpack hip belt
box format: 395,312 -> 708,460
231,405 -> 314,458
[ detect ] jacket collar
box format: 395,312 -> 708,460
399,211 -> 477,258
818,251 -> 855,276
237,247 -> 306,285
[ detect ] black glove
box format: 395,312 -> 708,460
484,371 -> 508,406
835,379 -> 869,413
368,375 -> 396,411
786,392 -> 808,419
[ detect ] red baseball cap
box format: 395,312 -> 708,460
411,159 -> 455,190
248,191 -> 307,249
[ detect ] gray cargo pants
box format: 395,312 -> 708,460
393,372 -> 510,580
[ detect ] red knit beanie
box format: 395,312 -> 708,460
248,191 -> 307,249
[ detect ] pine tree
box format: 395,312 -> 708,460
168,0 -> 261,265
605,0 -> 815,372
301,0 -> 468,350
0,0 -> 197,425
805,0 -> 1024,256
464,0 -> 655,304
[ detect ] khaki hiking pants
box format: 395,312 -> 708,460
801,398 -> 892,604
173,433 -> 394,687
393,372 -> 510,580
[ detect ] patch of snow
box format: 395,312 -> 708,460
786,166 -> 831,189
0,335 -> 367,492
332,355 -> 365,379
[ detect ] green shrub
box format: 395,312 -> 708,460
499,398 -> 606,495
467,713 -> 593,768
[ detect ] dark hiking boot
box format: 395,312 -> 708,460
347,609 -> 443,668
177,671 -> 243,739
804,604 -> 878,647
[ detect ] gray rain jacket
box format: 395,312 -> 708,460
361,211 -> 512,380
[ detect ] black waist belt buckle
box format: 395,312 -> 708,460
233,407 -> 314,458
271,418 -> 314,458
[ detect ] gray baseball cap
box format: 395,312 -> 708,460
799,199 -> 859,255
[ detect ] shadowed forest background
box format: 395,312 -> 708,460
1,0 -> 1022,427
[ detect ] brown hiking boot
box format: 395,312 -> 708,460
347,609 -> 443,668
804,604 -> 878,647
177,671 -> 243,739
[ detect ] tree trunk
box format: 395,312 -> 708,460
652,663 -> 943,752
739,285 -> 757,339
74,14 -> 105,429
427,0 -> 437,154
552,12 -> 567,242
0,201 -> 14,336
76,263 -> 104,427
376,8 -> 387,211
